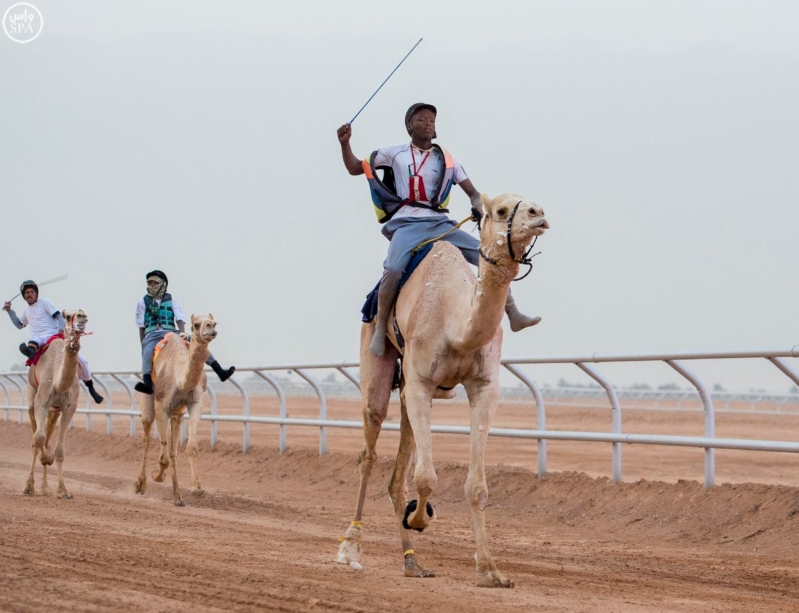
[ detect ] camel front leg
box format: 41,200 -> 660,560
40,410 -> 60,495
32,403 -> 53,466
135,396 -> 155,495
151,401 -> 170,484
168,414 -> 185,506
389,381 -> 434,578
53,408 -> 75,499
403,378 -> 436,534
185,396 -> 204,495
463,378 -> 513,588
24,401 -> 38,495
336,325 -> 397,570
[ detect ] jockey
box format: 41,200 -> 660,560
3,280 -> 104,404
337,103 -> 540,356
134,270 -> 235,395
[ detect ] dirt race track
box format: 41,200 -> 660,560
3,396 -> 799,612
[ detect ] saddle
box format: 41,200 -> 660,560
25,332 -> 64,367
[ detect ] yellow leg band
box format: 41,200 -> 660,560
404,549 -> 414,556
351,520 -> 363,528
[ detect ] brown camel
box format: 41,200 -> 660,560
24,310 -> 90,498
337,193 -> 549,587
134,314 -> 218,506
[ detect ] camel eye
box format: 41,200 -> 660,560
497,208 -> 508,217
194,323 -> 199,329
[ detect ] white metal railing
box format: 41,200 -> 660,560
3,346 -> 799,488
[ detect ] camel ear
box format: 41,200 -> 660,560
481,193 -> 491,208
209,313 -> 214,320
190,314 -> 197,325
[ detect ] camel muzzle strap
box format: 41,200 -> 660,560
479,200 -> 541,282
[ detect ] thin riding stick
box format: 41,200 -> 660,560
7,274 -> 69,302
349,38 -> 423,124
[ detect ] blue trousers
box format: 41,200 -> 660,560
141,328 -> 216,376
380,216 -> 479,293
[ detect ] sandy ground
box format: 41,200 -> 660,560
3,396 -> 799,612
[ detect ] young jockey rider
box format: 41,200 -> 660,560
3,280 -> 104,404
134,270 -> 235,395
337,102 -> 540,356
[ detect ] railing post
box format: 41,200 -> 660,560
577,362 -> 622,483
336,367 -> 361,392
110,374 -> 137,437
254,370 -> 287,453
667,359 -> 715,487
91,376 -> 113,435
295,369 -> 327,456
207,385 -> 218,448
8,375 -> 25,423
0,378 -> 10,422
226,376 -> 250,454
503,363 -> 547,477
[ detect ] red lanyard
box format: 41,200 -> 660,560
410,146 -> 430,177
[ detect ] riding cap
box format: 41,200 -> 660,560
20,280 -> 38,295
405,102 -> 437,126
146,270 -> 168,286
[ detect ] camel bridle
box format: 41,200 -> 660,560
478,200 -> 542,282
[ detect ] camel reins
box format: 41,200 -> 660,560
478,200 -> 541,282
411,215 -> 475,255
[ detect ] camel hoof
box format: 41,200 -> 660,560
476,572 -> 514,588
134,478 -> 147,494
23,484 -> 34,496
190,487 -> 205,496
402,499 -> 434,532
174,499 -> 185,507
404,555 -> 436,578
57,491 -> 73,500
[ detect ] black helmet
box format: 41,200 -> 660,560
405,102 -> 437,127
146,270 -> 168,285
20,280 -> 38,296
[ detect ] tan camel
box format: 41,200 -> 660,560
337,193 -> 549,587
134,314 -> 218,506
24,310 -> 90,498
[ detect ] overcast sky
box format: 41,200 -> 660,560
1,0 -> 798,391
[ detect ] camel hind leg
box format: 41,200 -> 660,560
168,413 -> 185,506
389,377 -> 435,578
135,395 -> 155,494
463,377 -> 513,588
336,324 -> 398,570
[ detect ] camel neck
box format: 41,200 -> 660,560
178,339 -> 210,392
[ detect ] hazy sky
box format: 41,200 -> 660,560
1,0 -> 798,391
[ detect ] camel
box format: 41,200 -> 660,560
134,314 -> 219,506
337,193 -> 549,587
24,310 -> 90,498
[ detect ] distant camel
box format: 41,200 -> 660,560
337,193 -> 549,587
24,310 -> 90,498
134,314 -> 219,506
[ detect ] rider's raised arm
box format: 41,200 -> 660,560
337,124 -> 365,176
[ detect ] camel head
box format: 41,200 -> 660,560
478,193 -> 549,271
62,309 -> 88,351
189,314 -> 218,345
